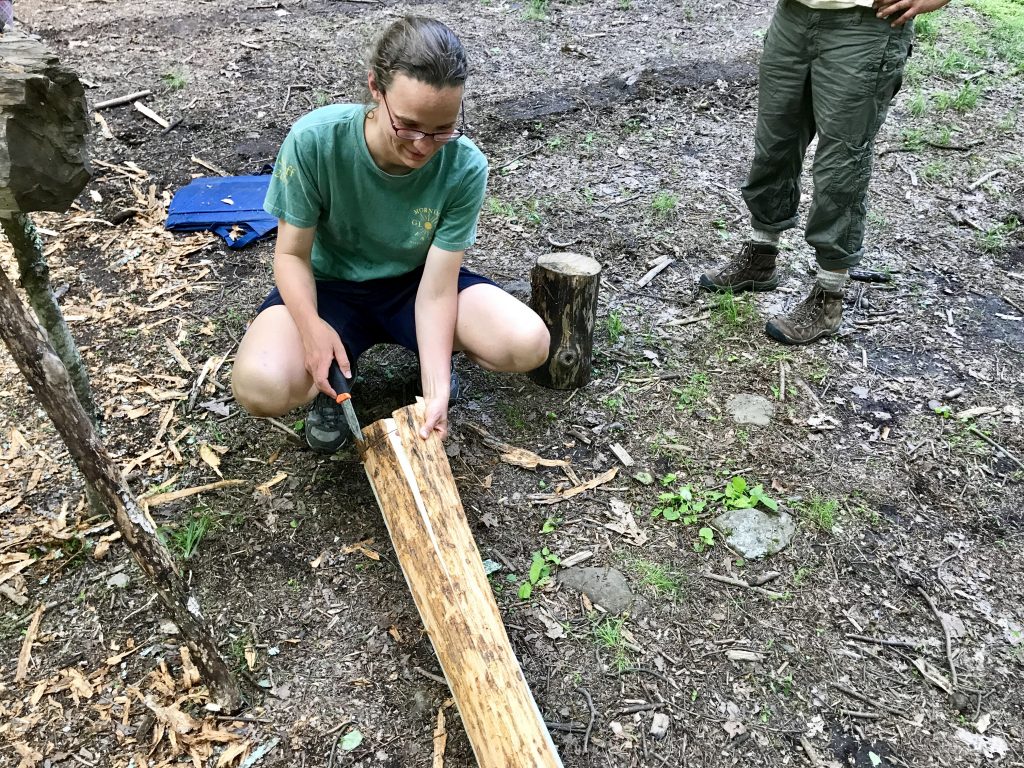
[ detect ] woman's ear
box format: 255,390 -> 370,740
367,71 -> 380,101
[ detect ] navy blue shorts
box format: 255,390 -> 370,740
257,265 -> 498,362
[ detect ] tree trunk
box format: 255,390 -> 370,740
0,265 -> 241,711
0,29 -> 90,214
528,252 -> 602,390
2,213 -> 98,423
359,403 -> 563,768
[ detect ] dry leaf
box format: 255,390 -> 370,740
16,604 -> 45,683
604,498 -> 648,546
147,700 -> 199,734
180,646 -> 200,689
216,742 -> 249,767
199,444 -> 223,478
14,741 -> 43,768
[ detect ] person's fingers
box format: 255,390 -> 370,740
892,5 -> 917,25
332,336 -> 351,379
876,0 -> 908,18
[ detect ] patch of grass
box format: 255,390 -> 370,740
594,616 -> 630,671
673,372 -> 710,412
998,109 -> 1019,133
606,311 -> 625,344
966,0 -> 1024,69
914,13 -> 940,43
628,559 -> 684,598
933,82 -> 981,112
793,494 -> 839,533
920,159 -> 951,183
162,67 -> 189,91
524,0 -> 548,21
899,127 -> 926,150
907,89 -> 928,117
978,216 -> 1020,252
314,90 -> 331,107
497,402 -> 526,431
710,291 -> 755,328
167,511 -> 213,560
651,190 -> 679,217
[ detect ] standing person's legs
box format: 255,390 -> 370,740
765,11 -> 912,345
701,0 -> 815,293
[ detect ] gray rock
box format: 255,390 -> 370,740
726,394 -> 774,426
106,572 -> 130,589
712,508 -> 796,559
557,566 -> 633,614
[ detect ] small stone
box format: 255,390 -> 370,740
650,712 -> 670,740
557,566 -> 633,614
712,508 -> 796,559
633,472 -> 654,485
726,394 -> 773,426
106,572 -> 129,589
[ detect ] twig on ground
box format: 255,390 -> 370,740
263,417 -> 303,443
799,735 -> 824,767
545,721 -> 587,733
832,682 -> 908,718
839,709 -> 882,719
414,666 -> 448,686
616,702 -> 664,715
494,142 -> 543,171
1001,294 -> 1024,315
968,427 -> 1024,471
700,571 -> 788,600
574,687 -> 595,754
636,257 -> 675,288
916,585 -> 958,691
845,633 -> 919,649
968,168 -> 1006,190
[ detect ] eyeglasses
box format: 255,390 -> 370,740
380,92 -> 465,143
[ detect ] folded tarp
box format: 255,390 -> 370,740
165,174 -> 277,248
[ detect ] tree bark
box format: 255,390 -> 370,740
359,403 -> 563,768
0,30 -> 90,213
2,213 -> 98,423
528,252 -> 602,390
0,265 -> 241,711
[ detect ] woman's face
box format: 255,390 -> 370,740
369,72 -> 464,173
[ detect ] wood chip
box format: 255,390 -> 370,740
143,479 -> 245,508
16,604 -> 45,683
609,443 -> 634,467
463,423 -> 568,469
164,337 -> 194,373
133,100 -> 171,128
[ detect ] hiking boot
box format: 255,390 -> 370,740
415,370 -> 465,405
304,392 -> 349,454
765,284 -> 843,345
699,241 -> 780,293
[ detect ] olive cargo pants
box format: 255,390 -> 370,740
741,0 -> 914,270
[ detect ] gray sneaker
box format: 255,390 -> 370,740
304,393 -> 349,454
699,241 -> 780,293
765,284 -> 843,345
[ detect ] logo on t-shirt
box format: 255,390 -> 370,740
411,207 -> 441,243
273,163 -> 298,185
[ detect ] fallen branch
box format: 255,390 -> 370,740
968,426 -> 1024,471
699,571 -> 787,600
93,89 -> 153,110
143,479 -> 245,508
916,585 -> 958,692
636,257 -> 674,288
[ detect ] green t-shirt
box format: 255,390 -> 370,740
264,104 -> 488,282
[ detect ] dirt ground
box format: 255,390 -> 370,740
2,0 -> 1024,766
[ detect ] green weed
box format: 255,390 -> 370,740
978,216 -> 1020,252
651,190 -> 679,218
606,311 -> 625,344
673,372 -> 710,412
628,559 -> 684,598
162,67 -> 189,90
518,548 -> 560,599
793,494 -> 839,532
524,0 -> 548,21
710,291 -> 755,328
594,616 -> 630,671
167,512 -> 213,559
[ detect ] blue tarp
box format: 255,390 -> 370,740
165,174 -> 277,248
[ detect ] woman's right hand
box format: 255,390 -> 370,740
302,319 -> 351,398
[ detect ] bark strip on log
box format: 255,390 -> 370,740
0,265 -> 240,710
528,252 -> 601,390
360,403 -> 563,768
0,30 -> 90,213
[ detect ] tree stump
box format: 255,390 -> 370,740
1,29 -> 91,213
360,403 -> 563,767
528,252 -> 601,390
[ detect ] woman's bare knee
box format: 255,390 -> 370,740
232,364 -> 304,417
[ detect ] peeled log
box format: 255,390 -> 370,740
359,403 -> 563,767
0,29 -> 90,213
528,252 -> 601,390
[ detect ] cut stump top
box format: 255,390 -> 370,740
536,252 -> 601,276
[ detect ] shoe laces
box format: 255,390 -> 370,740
310,393 -> 344,427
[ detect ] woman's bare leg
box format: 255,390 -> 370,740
454,284 -> 549,372
231,305 -> 318,416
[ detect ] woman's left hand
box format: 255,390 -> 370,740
420,395 -> 450,440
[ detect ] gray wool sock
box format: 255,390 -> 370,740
750,229 -> 779,245
817,268 -> 848,293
